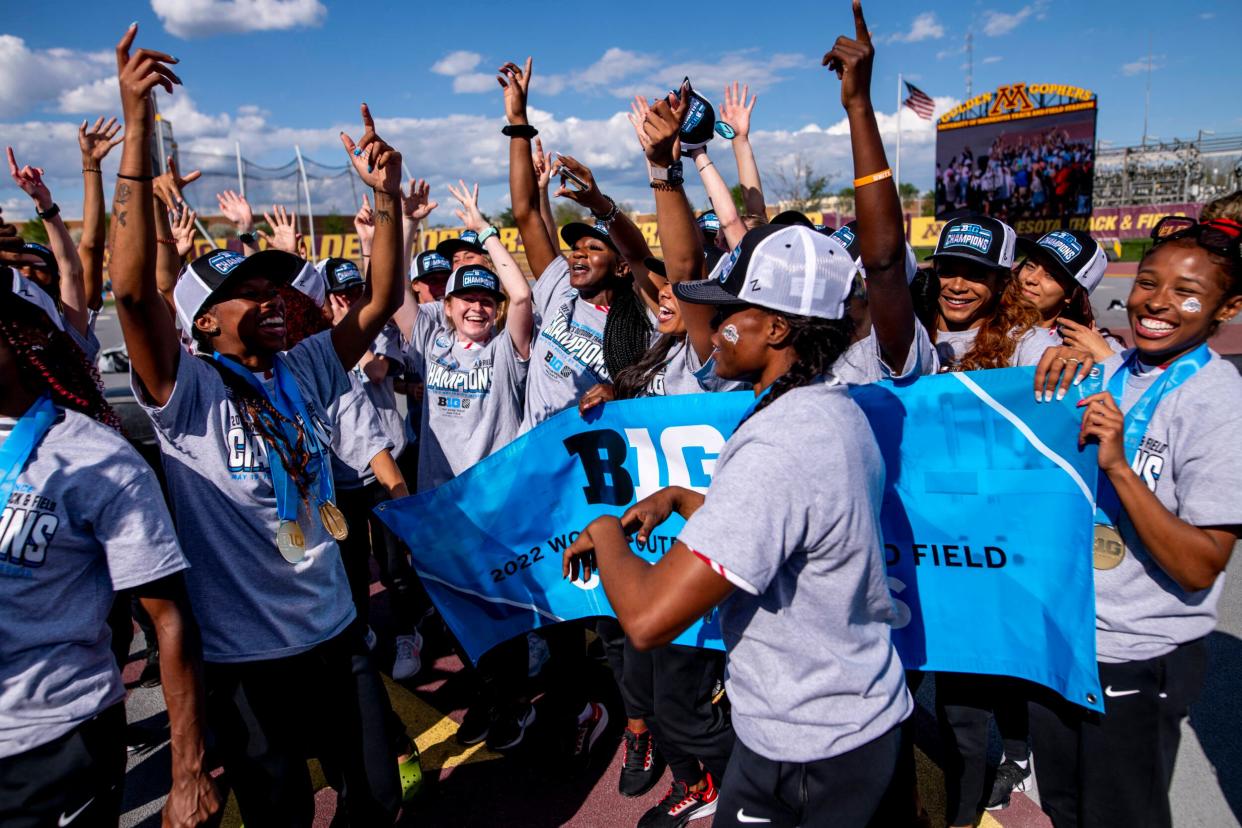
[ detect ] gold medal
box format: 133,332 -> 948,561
319,501 -> 349,541
1093,524 -> 1125,570
276,519 -> 307,564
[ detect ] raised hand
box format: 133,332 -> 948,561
533,138 -> 555,190
216,189 -> 254,232
401,178 -> 437,223
170,205 -> 198,257
496,57 -> 533,125
353,195 -> 374,251
340,103 -> 402,196
115,24 -> 180,126
260,204 -> 302,255
6,147 -> 52,211
79,116 -> 124,164
641,93 -> 687,167
446,180 -> 488,234
153,156 -> 201,211
627,95 -> 655,154
822,0 -> 875,109
720,82 -> 757,138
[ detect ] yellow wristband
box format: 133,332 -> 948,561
853,168 -> 893,188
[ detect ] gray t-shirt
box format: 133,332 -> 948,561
0,409 -> 186,757
402,302 -> 529,492
522,257 -> 612,430
1095,351 -> 1242,663
933,325 -> 1060,370
66,309 -> 101,365
678,380 -> 912,762
134,330 -> 366,663
329,373 -> 395,491
834,320 -> 938,385
354,321 -> 408,459
642,337 -> 747,397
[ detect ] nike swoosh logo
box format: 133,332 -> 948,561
59,797 -> 95,826
737,810 -> 772,824
1104,686 -> 1140,698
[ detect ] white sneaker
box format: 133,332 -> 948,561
392,631 -> 423,680
363,626 -> 378,651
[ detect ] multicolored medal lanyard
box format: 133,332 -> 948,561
1092,342 -> 1211,570
212,353 -> 348,564
0,394 -> 56,516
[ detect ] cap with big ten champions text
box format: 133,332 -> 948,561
1015,229 -> 1107,295
561,220 -> 618,253
0,268 -> 64,330
673,224 -> 858,320
930,216 -> 1017,272
435,229 -> 485,261
412,250 -> 453,282
445,265 -> 505,301
173,248 -> 306,335
697,211 -> 721,236
319,257 -> 365,294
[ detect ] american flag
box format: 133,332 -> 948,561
903,81 -> 935,120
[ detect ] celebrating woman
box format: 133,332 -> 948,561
1031,216 -> 1242,828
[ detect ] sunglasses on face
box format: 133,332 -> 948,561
1150,216 -> 1242,261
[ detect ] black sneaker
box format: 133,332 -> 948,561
637,774 -> 719,827
486,703 -> 536,751
572,702 -> 610,763
986,758 -> 1031,810
456,703 -> 492,746
138,650 -> 161,688
619,728 -> 665,797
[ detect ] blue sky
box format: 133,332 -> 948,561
1,0 -> 1236,222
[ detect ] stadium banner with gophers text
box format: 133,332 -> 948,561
377,367 -> 1107,711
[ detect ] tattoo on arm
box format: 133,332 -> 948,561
114,210 -> 127,227
116,183 -> 131,205
374,210 -> 392,226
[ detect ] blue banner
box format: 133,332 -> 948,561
376,367 -> 1105,711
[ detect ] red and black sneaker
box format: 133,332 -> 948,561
637,773 -> 718,828
619,727 -> 666,797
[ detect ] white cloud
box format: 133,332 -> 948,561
57,78 -> 120,114
452,74 -> 496,94
431,50 -> 483,76
0,36 -> 112,118
1199,12 -> 1215,19
1121,54 -> 1164,76
981,2 -> 1047,36
982,56 -> 1004,65
936,44 -> 963,61
883,12 -> 945,44
151,0 -> 326,39
610,52 -> 809,101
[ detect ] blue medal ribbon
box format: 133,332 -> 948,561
211,353 -> 336,522
0,394 -> 56,513
732,385 -> 773,435
1095,343 -> 1211,525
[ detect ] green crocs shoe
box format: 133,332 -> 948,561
398,748 -> 423,802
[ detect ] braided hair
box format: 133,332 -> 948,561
613,333 -> 680,400
739,312 -> 856,426
0,305 -> 119,430
602,277 -> 653,381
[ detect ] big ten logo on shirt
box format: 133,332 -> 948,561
646,370 -> 667,397
1133,434 -> 1166,491
425,353 -> 495,416
0,487 -> 59,571
563,425 -> 726,507
538,301 -> 607,382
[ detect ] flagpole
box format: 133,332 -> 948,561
895,73 -> 903,198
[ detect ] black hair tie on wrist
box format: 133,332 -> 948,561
116,173 -> 154,182
501,124 -> 539,139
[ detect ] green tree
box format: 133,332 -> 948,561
494,206 -> 515,227
20,219 -> 49,245
898,182 -> 920,200
319,213 -> 350,234
730,184 -> 745,211
772,155 -> 833,214
553,203 -> 586,227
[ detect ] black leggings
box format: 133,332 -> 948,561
1028,639 -> 1207,828
596,619 -> 734,784
714,726 -> 901,828
336,481 -> 430,633
205,625 -> 403,827
935,671 -> 1030,825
